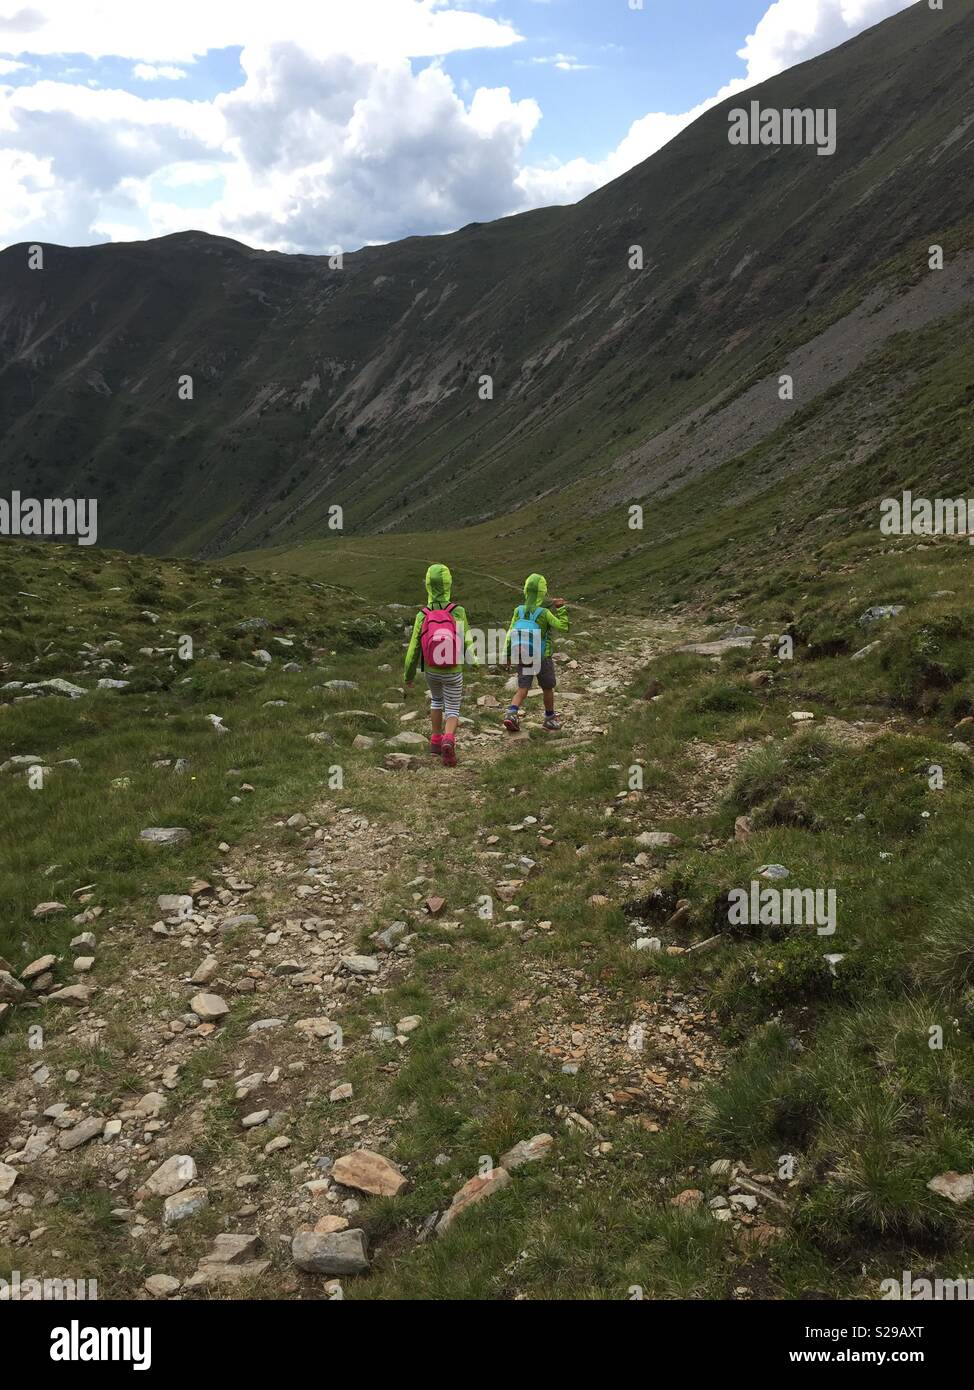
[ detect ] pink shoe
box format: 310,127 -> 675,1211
441,738 -> 457,768
430,735 -> 443,757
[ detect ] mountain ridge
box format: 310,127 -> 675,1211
1,0 -> 972,557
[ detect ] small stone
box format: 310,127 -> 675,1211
636,831 -> 681,848
437,1167 -> 511,1235
499,1134 -> 554,1171
163,1187 -> 209,1224
145,1274 -> 181,1298
191,956 -> 219,985
670,1189 -> 704,1208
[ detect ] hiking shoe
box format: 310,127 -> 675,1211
503,709 -> 520,733
430,736 -> 443,757
441,738 -> 457,767
542,713 -> 562,731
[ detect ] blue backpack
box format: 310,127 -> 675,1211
511,605 -> 544,669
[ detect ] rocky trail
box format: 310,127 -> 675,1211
0,616 -> 781,1299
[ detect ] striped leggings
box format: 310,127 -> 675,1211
426,670 -> 463,719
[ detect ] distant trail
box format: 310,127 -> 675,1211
321,544 -> 603,616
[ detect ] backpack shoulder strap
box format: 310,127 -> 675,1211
445,602 -> 457,614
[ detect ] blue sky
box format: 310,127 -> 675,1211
0,0 -> 918,252
445,0 -> 775,165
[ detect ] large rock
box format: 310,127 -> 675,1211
437,1167 -> 511,1235
385,731 -> 426,748
331,1150 -> 408,1197
140,827 -> 191,848
46,984 -> 94,1006
158,893 -> 193,918
927,1171 -> 974,1204
190,992 -> 229,1022
340,954 -> 379,976
1,755 -> 41,773
292,1229 -> 369,1275
58,1117 -> 105,1151
22,954 -> 58,981
31,678 -> 88,698
0,1162 -> 20,1195
138,1154 -> 197,1199
0,971 -> 26,1003
859,605 -> 904,626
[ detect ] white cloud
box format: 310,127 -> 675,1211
528,53 -> 593,71
132,63 -> 188,82
0,58 -> 28,75
213,48 -> 540,250
735,0 -> 915,84
0,0 -> 521,64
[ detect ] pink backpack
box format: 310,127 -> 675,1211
420,602 -> 461,668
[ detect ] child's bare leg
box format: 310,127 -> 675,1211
512,686 -> 529,709
543,689 -> 555,714
444,715 -> 459,738
431,708 -> 444,735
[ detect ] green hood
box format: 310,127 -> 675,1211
425,563 -> 453,606
523,573 -> 548,609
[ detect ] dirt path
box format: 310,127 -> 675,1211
2,613 -> 741,1297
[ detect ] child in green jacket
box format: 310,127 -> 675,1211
404,563 -> 477,766
503,572 -> 569,732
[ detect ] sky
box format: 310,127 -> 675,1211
0,0 -> 920,253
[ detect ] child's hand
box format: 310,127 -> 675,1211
548,596 -> 566,608
405,681 -> 414,688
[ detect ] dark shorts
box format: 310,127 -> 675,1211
517,656 -> 556,690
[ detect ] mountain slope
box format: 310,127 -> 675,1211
1,0 -> 973,557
